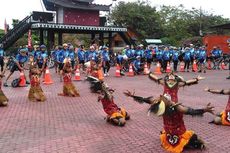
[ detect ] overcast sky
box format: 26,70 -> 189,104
1,0 -> 229,29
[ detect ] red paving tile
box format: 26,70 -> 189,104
0,67 -> 229,153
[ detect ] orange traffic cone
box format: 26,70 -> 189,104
19,71 -> 26,87
143,62 -> 150,75
180,61 -> 185,72
207,59 -> 211,70
115,64 -> 121,77
43,68 -> 53,85
154,62 -> 162,75
192,60 -> 198,72
166,62 -> 171,73
127,64 -> 134,77
221,62 -> 226,70
74,65 -> 81,81
98,68 -> 104,81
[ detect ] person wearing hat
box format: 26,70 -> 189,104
124,91 -> 214,152
197,46 -> 207,73
172,47 -> 179,72
101,46 -> 110,77
68,45 -> 76,70
77,45 -> 86,72
58,58 -> 80,97
183,47 -> 191,72
57,43 -> 69,81
205,88 -> 230,126
37,45 -> 48,79
4,48 -> 29,87
133,56 -> 144,75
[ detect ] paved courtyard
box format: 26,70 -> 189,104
0,67 -> 229,153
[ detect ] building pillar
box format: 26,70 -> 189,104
40,29 -> 44,45
58,32 -> 63,46
99,32 -> 104,46
108,32 -> 113,49
47,30 -> 54,51
91,33 -> 96,44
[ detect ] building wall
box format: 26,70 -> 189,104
63,8 -> 99,26
57,7 -> 64,24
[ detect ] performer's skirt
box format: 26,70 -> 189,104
160,130 -> 194,153
0,90 -> 8,105
28,86 -> 46,102
63,83 -> 80,97
221,111 -> 230,126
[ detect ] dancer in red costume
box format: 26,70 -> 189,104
124,91 -> 214,153
205,88 -> 230,125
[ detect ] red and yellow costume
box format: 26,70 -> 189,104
101,98 -> 127,120
59,60 -> 80,97
62,73 -> 80,97
0,79 -> 8,106
28,74 -> 46,102
220,96 -> 230,125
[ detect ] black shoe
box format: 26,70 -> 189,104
203,70 -> 206,73
187,70 -> 189,72
198,70 -> 201,73
26,81 -> 30,84
227,76 -> 230,79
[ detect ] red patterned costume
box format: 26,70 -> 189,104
28,70 -> 46,102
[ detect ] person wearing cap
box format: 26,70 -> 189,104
37,45 -> 48,79
124,91 -> 214,152
57,43 -> 69,81
205,88 -> 230,126
133,56 -> 144,75
0,44 -> 6,72
101,46 -> 110,77
68,45 -> 76,70
162,47 -> 171,73
211,46 -> 221,69
77,45 -> 86,72
4,48 -> 29,87
145,46 -> 154,70
197,46 -> 207,73
172,47 -> 179,72
183,47 -> 191,72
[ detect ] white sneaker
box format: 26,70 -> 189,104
104,74 -> 107,77
106,73 -> 109,76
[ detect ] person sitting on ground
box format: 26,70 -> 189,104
133,56 -> 144,75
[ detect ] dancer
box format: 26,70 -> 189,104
124,91 -> 214,153
205,88 -> 230,125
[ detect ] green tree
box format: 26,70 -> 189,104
111,1 -> 163,41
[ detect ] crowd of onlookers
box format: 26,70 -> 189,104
0,42 -> 229,86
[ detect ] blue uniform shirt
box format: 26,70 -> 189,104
162,51 -> 170,61
184,51 -> 191,61
198,50 -> 206,60
78,49 -> 85,61
15,54 -> 28,64
172,51 -> 179,61
145,50 -> 153,59
156,50 -> 163,60
133,59 -> 141,70
0,49 -> 5,57
69,51 -> 75,61
101,50 -> 110,62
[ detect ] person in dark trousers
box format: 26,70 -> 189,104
183,47 -> 191,72
101,46 -> 111,77
162,47 -> 170,73
172,47 -> 179,72
0,44 -> 5,72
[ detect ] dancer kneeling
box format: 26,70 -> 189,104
205,88 -> 230,126
124,91 -> 214,153
28,64 -> 46,102
58,58 -> 80,97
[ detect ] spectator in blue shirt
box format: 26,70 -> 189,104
172,47 -> 179,72
183,47 -> 191,72
4,48 -> 29,87
211,46 -> 221,69
57,43 -> 69,81
37,45 -> 48,79
101,46 -> 111,76
133,56 -> 143,75
77,45 -> 86,71
68,45 -> 76,70
198,46 -> 207,73
0,45 -> 5,72
162,47 -> 171,72
156,47 -> 163,67
145,46 -> 154,69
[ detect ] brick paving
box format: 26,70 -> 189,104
0,67 -> 229,153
